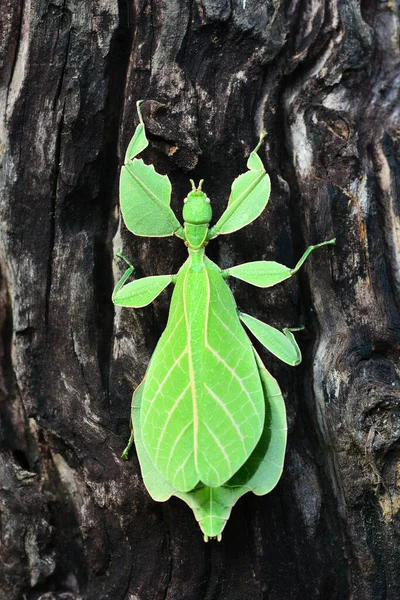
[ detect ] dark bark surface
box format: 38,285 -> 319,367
1,1 -> 400,598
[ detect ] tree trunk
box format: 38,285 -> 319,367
1,1 -> 399,598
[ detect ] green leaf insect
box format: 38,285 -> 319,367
113,101 -> 335,542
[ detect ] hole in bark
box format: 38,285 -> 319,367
12,448 -> 30,470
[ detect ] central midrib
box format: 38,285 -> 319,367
183,253 -> 209,478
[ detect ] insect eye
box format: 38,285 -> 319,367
183,197 -> 188,203
205,197 -> 211,204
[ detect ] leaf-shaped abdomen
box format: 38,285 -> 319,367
141,256 -> 265,492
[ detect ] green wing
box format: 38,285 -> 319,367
190,350 -> 286,539
130,381 -> 177,501
199,260 -> 265,485
140,259 -> 198,491
228,349 -> 287,495
140,258 -> 265,492
132,349 -> 287,541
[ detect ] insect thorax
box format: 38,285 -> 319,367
184,222 -> 209,250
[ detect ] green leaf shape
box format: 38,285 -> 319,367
140,257 -> 265,492
227,261 -> 292,288
131,349 -> 287,541
120,158 -> 181,237
113,274 -> 173,308
227,238 -> 337,287
239,312 -> 302,366
228,349 -> 287,494
246,150 -> 264,171
246,131 -> 267,171
124,100 -> 149,162
211,170 -> 271,236
208,132 -> 270,239
130,381 -> 176,500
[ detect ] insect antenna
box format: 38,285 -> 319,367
189,179 -> 204,191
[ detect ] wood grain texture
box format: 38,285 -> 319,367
1,1 -> 399,598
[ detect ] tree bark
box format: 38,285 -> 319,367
1,1 -> 400,598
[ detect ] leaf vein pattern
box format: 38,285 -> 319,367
165,421 -> 192,478
203,422 -> 231,468
155,384 -> 191,461
172,451 -> 194,488
211,309 -> 248,351
201,456 -> 220,481
142,347 -> 188,429
125,164 -> 172,219
205,341 -> 262,427
204,383 -> 247,454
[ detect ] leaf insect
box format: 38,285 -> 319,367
113,101 -> 335,541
